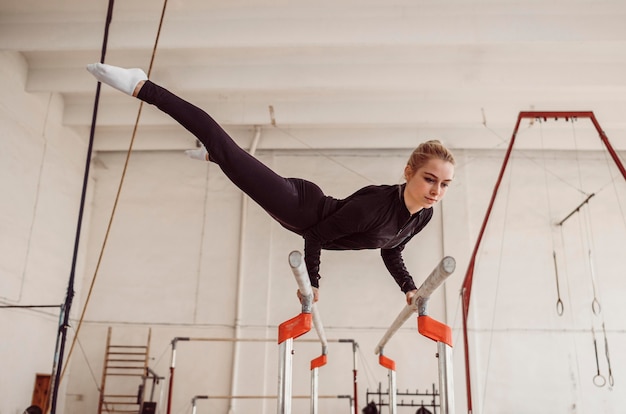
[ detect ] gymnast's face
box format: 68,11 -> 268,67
403,158 -> 454,214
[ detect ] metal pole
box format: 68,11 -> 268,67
311,367 -> 319,414
167,337 -> 189,414
378,353 -> 396,414
277,338 -> 294,414
309,352 -> 328,414
388,368 -> 397,414
339,338 -> 359,413
352,341 -> 358,414
438,342 -> 455,414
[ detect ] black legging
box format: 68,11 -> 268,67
137,81 -> 326,234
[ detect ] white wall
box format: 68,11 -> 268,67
0,51 -> 91,414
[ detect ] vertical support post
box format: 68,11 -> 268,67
378,353 -> 397,414
167,337 -> 189,414
310,367 -> 319,414
278,316 -> 311,414
388,368 -> 397,414
352,341 -> 358,414
278,338 -> 295,414
418,316 -> 454,414
339,339 -> 359,413
438,342 -> 455,414
166,339 -> 176,414
310,353 -> 327,414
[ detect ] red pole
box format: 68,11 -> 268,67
353,368 -> 358,414
166,366 -> 174,414
167,337 -> 189,414
589,113 -> 626,181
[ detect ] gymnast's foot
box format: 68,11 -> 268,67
86,63 -> 147,97
184,147 -> 210,161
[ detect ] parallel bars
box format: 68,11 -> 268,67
278,250 -> 329,414
375,256 -> 456,414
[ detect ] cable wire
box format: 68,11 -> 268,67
59,0 -> 169,387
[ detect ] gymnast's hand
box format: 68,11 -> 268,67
405,289 -> 418,307
296,287 -> 319,304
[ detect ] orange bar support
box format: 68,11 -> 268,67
378,354 -> 396,371
310,354 -> 327,370
278,313 -> 312,344
418,316 -> 452,347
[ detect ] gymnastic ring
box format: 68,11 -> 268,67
593,374 -> 606,387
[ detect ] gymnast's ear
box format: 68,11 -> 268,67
404,164 -> 415,181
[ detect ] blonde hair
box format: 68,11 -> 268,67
406,140 -> 455,176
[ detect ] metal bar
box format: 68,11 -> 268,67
348,341 -> 359,414
339,339 -> 359,414
311,367 -> 319,414
170,337 -> 341,343
557,193 -> 595,226
388,368 -> 397,414
166,337 -> 187,414
0,304 -> 62,308
194,395 -> 346,399
288,250 -> 328,349
590,114 -> 626,181
166,335 -> 355,414
378,355 -> 396,414
438,342 -> 455,414
277,338 -> 294,414
374,257 -> 455,354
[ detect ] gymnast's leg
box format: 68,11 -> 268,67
86,63 -> 324,233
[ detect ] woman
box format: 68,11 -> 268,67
86,63 -> 455,305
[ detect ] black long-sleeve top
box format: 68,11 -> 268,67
303,183 -> 433,293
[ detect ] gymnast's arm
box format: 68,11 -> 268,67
380,237 -> 419,306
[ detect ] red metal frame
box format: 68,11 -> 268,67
460,111 -> 626,413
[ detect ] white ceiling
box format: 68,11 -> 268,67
2,0 -> 626,152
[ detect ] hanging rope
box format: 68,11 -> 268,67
560,119 -> 615,388
59,0 -> 169,383
49,1 -> 116,412
538,118 -> 566,316
580,160 -> 616,388
271,123 -> 378,185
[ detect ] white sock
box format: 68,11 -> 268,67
185,147 -> 209,161
86,63 -> 147,96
